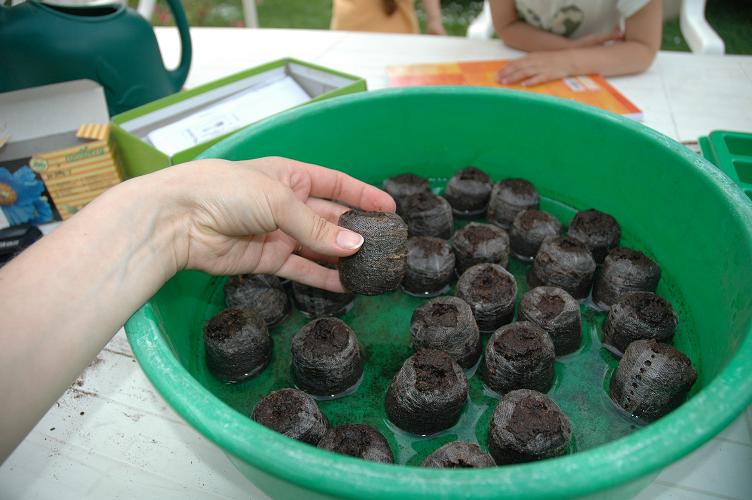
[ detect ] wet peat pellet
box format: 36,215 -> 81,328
291,281 -> 354,318
456,263 -> 517,332
385,349 -> 469,435
401,192 -> 454,239
603,291 -> 678,355
224,274 -> 290,328
291,318 -> 363,397
487,178 -> 540,229
203,308 -> 272,383
451,222 -> 510,274
383,173 -> 430,214
567,209 -> 621,263
443,167 -> 493,216
519,286 -> 582,356
593,248 -> 662,308
338,210 -> 408,295
421,441 -> 496,468
410,296 -> 481,368
483,321 -> 556,394
509,209 -> 562,261
402,236 -> 455,296
317,424 -> 394,463
488,389 -> 572,465
609,339 -> 697,421
251,388 -> 328,445
529,236 -> 596,299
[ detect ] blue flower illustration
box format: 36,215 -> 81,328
0,166 -> 54,226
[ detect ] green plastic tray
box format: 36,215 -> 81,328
125,88 -> 752,499
699,130 -> 752,203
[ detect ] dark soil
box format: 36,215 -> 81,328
414,350 -> 457,392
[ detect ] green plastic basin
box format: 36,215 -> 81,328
125,88 -> 752,499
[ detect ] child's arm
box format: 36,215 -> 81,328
490,0 -> 623,52
494,0 -> 662,86
422,0 -> 446,35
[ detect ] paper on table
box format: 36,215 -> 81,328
146,76 -> 311,155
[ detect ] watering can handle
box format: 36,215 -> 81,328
164,0 -> 192,91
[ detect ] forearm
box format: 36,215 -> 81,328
422,0 -> 442,26
497,21 -> 576,51
565,41 -> 657,77
0,172 -> 182,461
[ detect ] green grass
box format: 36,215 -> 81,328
142,0 -> 751,54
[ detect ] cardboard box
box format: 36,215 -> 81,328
0,80 -> 122,227
112,58 -> 367,178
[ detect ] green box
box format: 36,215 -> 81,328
111,58 -> 367,177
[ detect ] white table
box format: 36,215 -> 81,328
2,28 -> 751,500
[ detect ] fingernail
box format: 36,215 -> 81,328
336,230 -> 364,250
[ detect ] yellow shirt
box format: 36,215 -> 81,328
331,0 -> 419,34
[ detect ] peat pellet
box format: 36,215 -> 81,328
251,388 -> 328,445
456,263 -> 517,332
338,210 -> 408,295
385,349 -> 469,435
203,308 -> 272,383
483,321 -> 556,394
291,281 -> 354,318
410,296 -> 481,368
443,167 -> 493,216
519,286 -> 582,356
487,178 -> 540,229
603,291 -> 678,355
451,222 -> 510,274
509,210 -> 562,261
383,173 -> 430,214
567,209 -> 621,263
609,339 -> 697,421
291,318 -> 363,397
224,274 -> 290,328
402,236 -> 455,296
401,192 -> 454,239
488,389 -> 572,465
421,441 -> 496,468
529,236 -> 596,299
317,424 -> 394,464
593,248 -> 662,308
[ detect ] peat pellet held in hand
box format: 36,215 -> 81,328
385,349 -> 469,435
488,389 -> 572,465
338,210 -> 408,295
251,388 -> 328,445
291,318 -> 363,398
203,308 -> 272,383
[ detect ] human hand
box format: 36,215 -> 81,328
496,51 -> 574,87
427,21 -> 447,36
161,157 -> 395,292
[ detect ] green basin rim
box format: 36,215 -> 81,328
125,87 -> 752,499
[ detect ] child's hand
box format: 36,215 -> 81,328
496,51 -> 573,87
427,21 -> 447,36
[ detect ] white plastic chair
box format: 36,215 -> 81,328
137,0 -> 259,28
466,0 -> 725,55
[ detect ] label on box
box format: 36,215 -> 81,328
31,138 -> 122,220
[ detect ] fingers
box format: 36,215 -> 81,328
271,187 -> 364,257
306,197 -> 351,224
297,161 -> 396,212
275,254 -> 345,292
520,73 -> 551,87
497,63 -> 535,84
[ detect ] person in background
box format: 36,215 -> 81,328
332,0 -> 446,35
490,0 -> 662,86
0,157 -> 395,462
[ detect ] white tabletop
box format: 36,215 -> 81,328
2,28 -> 751,500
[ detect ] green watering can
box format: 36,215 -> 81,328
0,0 -> 192,115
